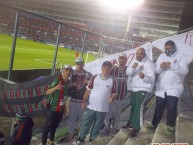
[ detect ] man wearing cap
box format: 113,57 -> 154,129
100,53 -> 128,136
122,47 -> 155,138
42,64 -> 72,145
148,40 -> 189,134
73,61 -> 117,145
9,112 -> 34,145
65,57 -> 92,142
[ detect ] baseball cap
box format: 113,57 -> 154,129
119,53 -> 127,59
75,57 -> 84,63
16,112 -> 26,120
63,64 -> 72,69
102,61 -> 112,68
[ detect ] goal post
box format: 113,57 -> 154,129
85,51 -> 98,63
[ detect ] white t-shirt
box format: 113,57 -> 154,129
86,74 -> 117,112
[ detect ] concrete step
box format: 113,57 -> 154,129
151,123 -> 175,143
124,122 -> 155,145
178,84 -> 193,119
89,136 -> 113,145
107,129 -> 130,145
175,116 -> 193,144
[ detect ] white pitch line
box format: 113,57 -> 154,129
34,58 -> 75,65
36,59 -> 74,61
34,59 -> 52,65
0,45 -> 55,53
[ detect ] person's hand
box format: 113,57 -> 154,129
166,62 -> 171,69
139,72 -> 145,79
160,62 -> 167,69
81,102 -> 87,110
55,82 -> 62,90
132,62 -> 138,69
108,96 -> 113,103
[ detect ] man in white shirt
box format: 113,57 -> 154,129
73,61 -> 117,145
148,40 -> 189,134
100,53 -> 128,136
122,47 -> 155,138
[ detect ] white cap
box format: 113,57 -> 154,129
63,64 -> 72,69
119,53 -> 127,59
75,57 -> 84,63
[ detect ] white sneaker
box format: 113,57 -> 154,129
72,138 -> 84,145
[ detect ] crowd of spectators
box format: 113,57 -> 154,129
0,6 -> 148,55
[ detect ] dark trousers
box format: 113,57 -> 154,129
152,93 -> 179,128
42,110 -> 64,145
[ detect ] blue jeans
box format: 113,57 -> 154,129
152,93 -> 179,128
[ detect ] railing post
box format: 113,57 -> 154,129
8,11 -> 19,80
81,32 -> 87,58
51,24 -> 61,75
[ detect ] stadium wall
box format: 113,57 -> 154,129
0,69 -> 51,83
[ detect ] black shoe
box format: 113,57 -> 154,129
122,122 -> 133,130
130,128 -> 138,138
89,139 -> 93,143
74,128 -> 80,136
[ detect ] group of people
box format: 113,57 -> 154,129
7,40 -> 189,145
42,40 -> 189,145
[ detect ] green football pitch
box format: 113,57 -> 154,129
0,33 -> 96,70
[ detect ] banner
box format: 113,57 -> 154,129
0,75 -> 58,118
84,42 -> 152,75
152,30 -> 193,63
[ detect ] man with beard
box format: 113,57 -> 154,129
122,47 -> 155,138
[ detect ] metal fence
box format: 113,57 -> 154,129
0,3 -> 144,80
1,3 -> 191,81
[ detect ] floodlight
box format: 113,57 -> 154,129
98,0 -> 144,11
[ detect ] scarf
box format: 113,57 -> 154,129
56,75 -> 65,112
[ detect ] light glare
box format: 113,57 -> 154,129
99,0 -> 144,10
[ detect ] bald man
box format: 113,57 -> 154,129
122,48 -> 155,138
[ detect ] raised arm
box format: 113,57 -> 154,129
45,81 -> 61,95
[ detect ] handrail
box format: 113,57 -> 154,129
0,77 -> 15,84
